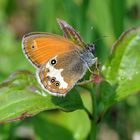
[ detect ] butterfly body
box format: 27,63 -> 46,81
22,19 -> 97,96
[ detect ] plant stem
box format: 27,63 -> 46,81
90,119 -> 97,140
84,107 -> 93,120
89,84 -> 98,140
77,79 -> 93,86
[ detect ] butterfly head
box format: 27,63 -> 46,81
85,44 -> 96,55
79,43 -> 96,67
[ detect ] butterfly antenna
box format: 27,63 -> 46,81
93,35 -> 110,43
90,25 -> 110,43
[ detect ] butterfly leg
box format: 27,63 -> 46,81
93,57 -> 101,75
92,57 -> 98,64
86,57 -> 98,73
77,58 -> 102,86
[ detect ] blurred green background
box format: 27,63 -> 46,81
0,0 -> 140,140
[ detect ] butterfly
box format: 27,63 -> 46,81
22,18 -> 97,96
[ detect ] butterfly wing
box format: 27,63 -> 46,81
37,50 -> 87,96
22,32 -> 79,68
57,18 -> 86,48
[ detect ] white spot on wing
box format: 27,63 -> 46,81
36,70 -> 67,97
48,81 -> 51,85
45,58 -> 68,89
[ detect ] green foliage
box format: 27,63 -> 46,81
32,110 -> 90,140
103,27 -> 140,101
0,0 -> 140,140
0,26 -> 140,139
0,71 -> 83,123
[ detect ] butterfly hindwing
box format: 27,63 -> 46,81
37,50 -> 87,96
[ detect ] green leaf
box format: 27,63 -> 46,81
32,117 -> 74,140
98,81 -> 116,110
0,70 -> 84,123
44,110 -> 91,140
103,27 -> 140,102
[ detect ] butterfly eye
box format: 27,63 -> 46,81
50,59 -> 57,65
51,77 -> 56,83
55,82 -> 60,87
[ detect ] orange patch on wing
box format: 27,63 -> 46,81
22,33 -> 78,67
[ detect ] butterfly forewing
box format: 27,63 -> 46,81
57,18 -> 85,48
22,32 -> 79,68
